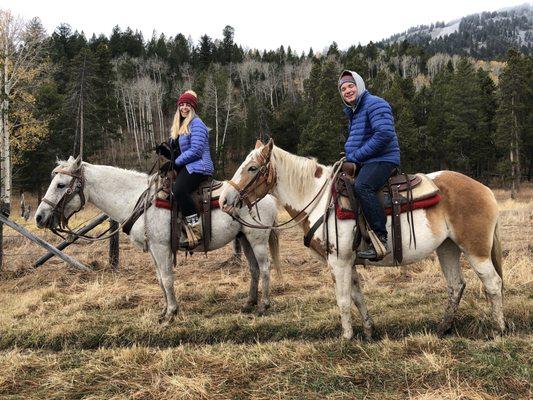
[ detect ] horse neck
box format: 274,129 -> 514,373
271,148 -> 332,216
83,163 -> 149,222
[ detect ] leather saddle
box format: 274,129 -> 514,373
334,162 -> 439,263
156,173 -> 224,254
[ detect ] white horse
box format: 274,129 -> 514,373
220,140 -> 507,340
35,156 -> 280,321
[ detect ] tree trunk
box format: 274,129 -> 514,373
510,96 -> 520,199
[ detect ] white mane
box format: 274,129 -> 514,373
53,158 -> 148,179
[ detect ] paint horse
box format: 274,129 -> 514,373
35,156 -> 280,321
220,140 -> 506,340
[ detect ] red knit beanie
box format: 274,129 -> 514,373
177,91 -> 198,112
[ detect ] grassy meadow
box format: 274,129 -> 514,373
0,186 -> 531,399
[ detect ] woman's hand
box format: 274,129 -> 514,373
155,143 -> 172,160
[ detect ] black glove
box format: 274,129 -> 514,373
159,160 -> 174,174
155,143 -> 172,160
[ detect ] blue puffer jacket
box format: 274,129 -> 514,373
341,70 -> 400,166
174,116 -> 214,175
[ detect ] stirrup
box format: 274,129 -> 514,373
179,224 -> 200,249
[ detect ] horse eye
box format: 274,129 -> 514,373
57,183 -> 66,189
248,166 -> 258,173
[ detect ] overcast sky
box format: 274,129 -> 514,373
2,0 -> 530,53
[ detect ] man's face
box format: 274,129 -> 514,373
341,82 -> 358,105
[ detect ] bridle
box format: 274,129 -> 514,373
227,147 -> 340,231
41,168 -> 86,238
227,147 -> 276,210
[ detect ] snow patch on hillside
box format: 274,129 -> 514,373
430,21 -> 460,39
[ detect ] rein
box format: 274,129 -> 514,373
229,158 -> 344,232
43,166 -> 157,242
42,168 -> 88,239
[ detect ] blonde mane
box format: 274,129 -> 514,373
269,146 -> 331,197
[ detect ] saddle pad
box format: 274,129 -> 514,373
155,198 -> 220,210
336,193 -> 441,220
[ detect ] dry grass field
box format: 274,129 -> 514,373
0,185 -> 531,399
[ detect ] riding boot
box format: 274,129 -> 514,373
179,214 -> 202,248
357,234 -> 389,260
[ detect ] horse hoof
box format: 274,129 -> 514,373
241,303 -> 256,313
363,328 -> 373,342
256,302 -> 270,316
437,324 -> 452,338
505,321 -> 515,334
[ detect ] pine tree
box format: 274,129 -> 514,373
495,49 -> 532,197
298,59 -> 344,164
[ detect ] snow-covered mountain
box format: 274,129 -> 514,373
382,4 -> 532,59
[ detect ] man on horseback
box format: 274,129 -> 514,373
339,70 -> 401,260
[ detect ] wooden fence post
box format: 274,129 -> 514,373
0,214 -> 90,271
0,203 -> 10,272
33,213 -> 108,268
109,220 -> 119,269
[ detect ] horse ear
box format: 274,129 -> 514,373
73,155 -> 82,170
254,139 -> 263,149
266,138 -> 274,151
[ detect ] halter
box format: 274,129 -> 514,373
41,168 -> 86,238
227,147 -> 276,210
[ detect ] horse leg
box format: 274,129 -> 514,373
330,258 -> 354,340
153,257 -> 168,320
149,243 -> 178,323
252,241 -> 271,316
238,235 -> 260,313
464,253 -> 505,335
436,239 -> 465,337
351,268 -> 373,341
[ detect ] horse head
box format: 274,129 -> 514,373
35,155 -> 86,230
221,138 -> 275,215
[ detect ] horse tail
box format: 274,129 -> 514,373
269,230 -> 282,280
491,221 -> 503,291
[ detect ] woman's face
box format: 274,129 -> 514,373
340,82 -> 358,105
179,103 -> 191,118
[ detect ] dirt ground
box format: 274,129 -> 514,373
0,185 -> 531,399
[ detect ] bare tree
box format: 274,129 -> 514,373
0,10 -> 45,216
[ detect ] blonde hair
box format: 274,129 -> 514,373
171,90 -> 198,139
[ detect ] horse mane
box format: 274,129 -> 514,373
270,146 -> 330,197
54,158 -> 148,179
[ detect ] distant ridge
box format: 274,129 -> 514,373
381,4 -> 532,59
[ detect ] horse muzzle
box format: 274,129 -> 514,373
35,209 -> 57,229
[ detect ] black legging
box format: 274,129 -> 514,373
172,168 -> 209,217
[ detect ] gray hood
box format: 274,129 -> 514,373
338,70 -> 366,109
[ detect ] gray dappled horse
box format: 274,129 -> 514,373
35,156 -> 280,321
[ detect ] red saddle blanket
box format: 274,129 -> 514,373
154,198 -> 220,210
336,193 -> 441,220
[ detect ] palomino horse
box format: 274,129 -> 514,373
220,140 -> 506,340
35,156 -> 280,321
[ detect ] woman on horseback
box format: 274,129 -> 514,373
169,90 -> 214,246
339,70 -> 401,260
